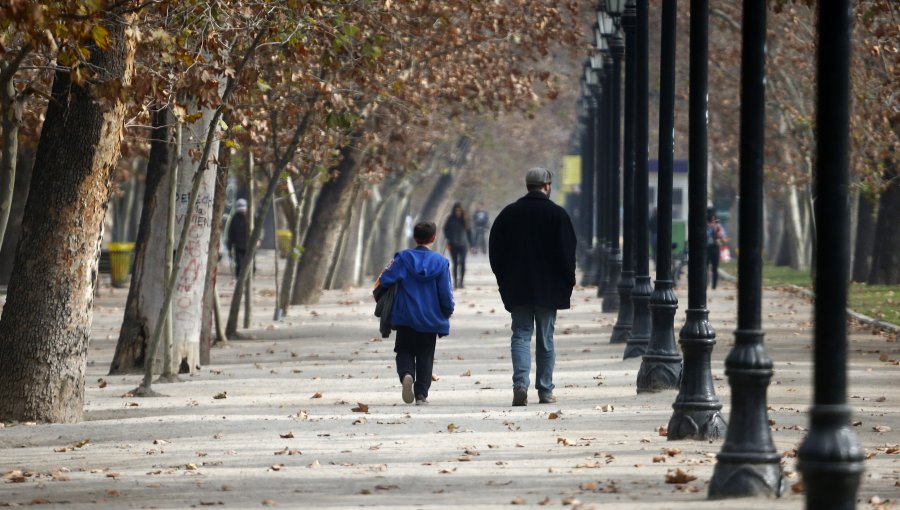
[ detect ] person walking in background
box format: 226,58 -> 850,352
472,202 -> 490,254
706,208 -> 728,289
226,198 -> 249,278
374,222 -> 454,405
489,168 -> 576,406
443,202 -> 472,289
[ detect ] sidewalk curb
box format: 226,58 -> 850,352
717,268 -> 900,334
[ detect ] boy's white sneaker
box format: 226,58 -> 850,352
402,374 -> 414,404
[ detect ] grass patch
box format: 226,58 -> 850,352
719,260 -> 900,325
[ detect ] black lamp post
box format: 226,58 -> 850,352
589,33 -> 608,291
796,2 -> 865,508
636,0 -> 682,393
708,0 -> 784,498
667,0 -> 726,440
579,63 -> 597,279
600,4 -> 624,313
610,0 -> 636,345
623,0 -> 651,360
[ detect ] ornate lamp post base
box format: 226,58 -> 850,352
636,280 -> 682,392
667,308 -> 726,440
797,405 -> 865,509
610,269 -> 634,344
669,403 -> 726,440
623,275 -> 652,358
602,252 -> 621,312
708,457 -> 785,499
708,330 -> 784,499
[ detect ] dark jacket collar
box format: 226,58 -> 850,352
523,190 -> 550,200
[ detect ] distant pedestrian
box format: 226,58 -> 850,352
374,222 -> 455,405
227,198 -> 249,277
489,168 -> 576,406
472,203 -> 490,254
706,208 -> 728,289
443,202 -> 472,289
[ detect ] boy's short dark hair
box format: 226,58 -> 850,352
413,222 -> 437,244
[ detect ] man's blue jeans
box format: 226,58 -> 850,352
509,305 -> 557,396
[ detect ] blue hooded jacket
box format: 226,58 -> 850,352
375,246 -> 454,336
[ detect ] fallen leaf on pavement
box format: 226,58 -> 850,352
665,468 -> 697,484
280,432 -> 294,439
657,425 -> 668,437
352,403 -> 369,413
511,497 -> 527,505
311,392 -> 322,399
447,423 -> 459,432
664,447 -> 681,457
557,437 -> 576,446
873,425 -> 892,433
653,455 -> 666,463
213,392 -> 227,400
548,412 -> 560,420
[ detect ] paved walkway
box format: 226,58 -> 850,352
1,253 -> 897,509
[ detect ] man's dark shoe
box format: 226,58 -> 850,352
415,396 -> 428,406
538,392 -> 557,404
402,374 -> 414,404
512,386 -> 528,406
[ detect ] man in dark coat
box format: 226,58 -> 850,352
227,198 -> 249,278
489,167 -> 576,406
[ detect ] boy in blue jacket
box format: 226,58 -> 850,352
375,222 -> 454,405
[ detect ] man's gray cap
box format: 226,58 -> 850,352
525,167 -> 552,186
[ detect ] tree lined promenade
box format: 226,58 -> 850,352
1,256 -> 897,508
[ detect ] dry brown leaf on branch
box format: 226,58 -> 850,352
664,468 -> 697,484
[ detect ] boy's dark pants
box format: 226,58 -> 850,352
394,326 -> 437,399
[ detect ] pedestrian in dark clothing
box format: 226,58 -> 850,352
443,202 -> 472,289
374,222 -> 455,405
227,198 -> 249,277
706,208 -> 728,289
472,203 -> 490,254
489,168 -> 577,407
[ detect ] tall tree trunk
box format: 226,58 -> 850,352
853,192 -> 876,283
0,148 -> 31,285
418,172 -> 455,227
785,179 -> 812,272
279,180 -> 318,314
869,170 -> 900,284
330,190 -> 364,289
199,124 -> 232,363
292,142 -> 363,305
170,94 -> 222,373
110,107 -> 174,374
0,61 -> 21,250
0,12 -> 135,422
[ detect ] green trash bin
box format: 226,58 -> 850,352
108,242 -> 135,288
276,229 -> 292,258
